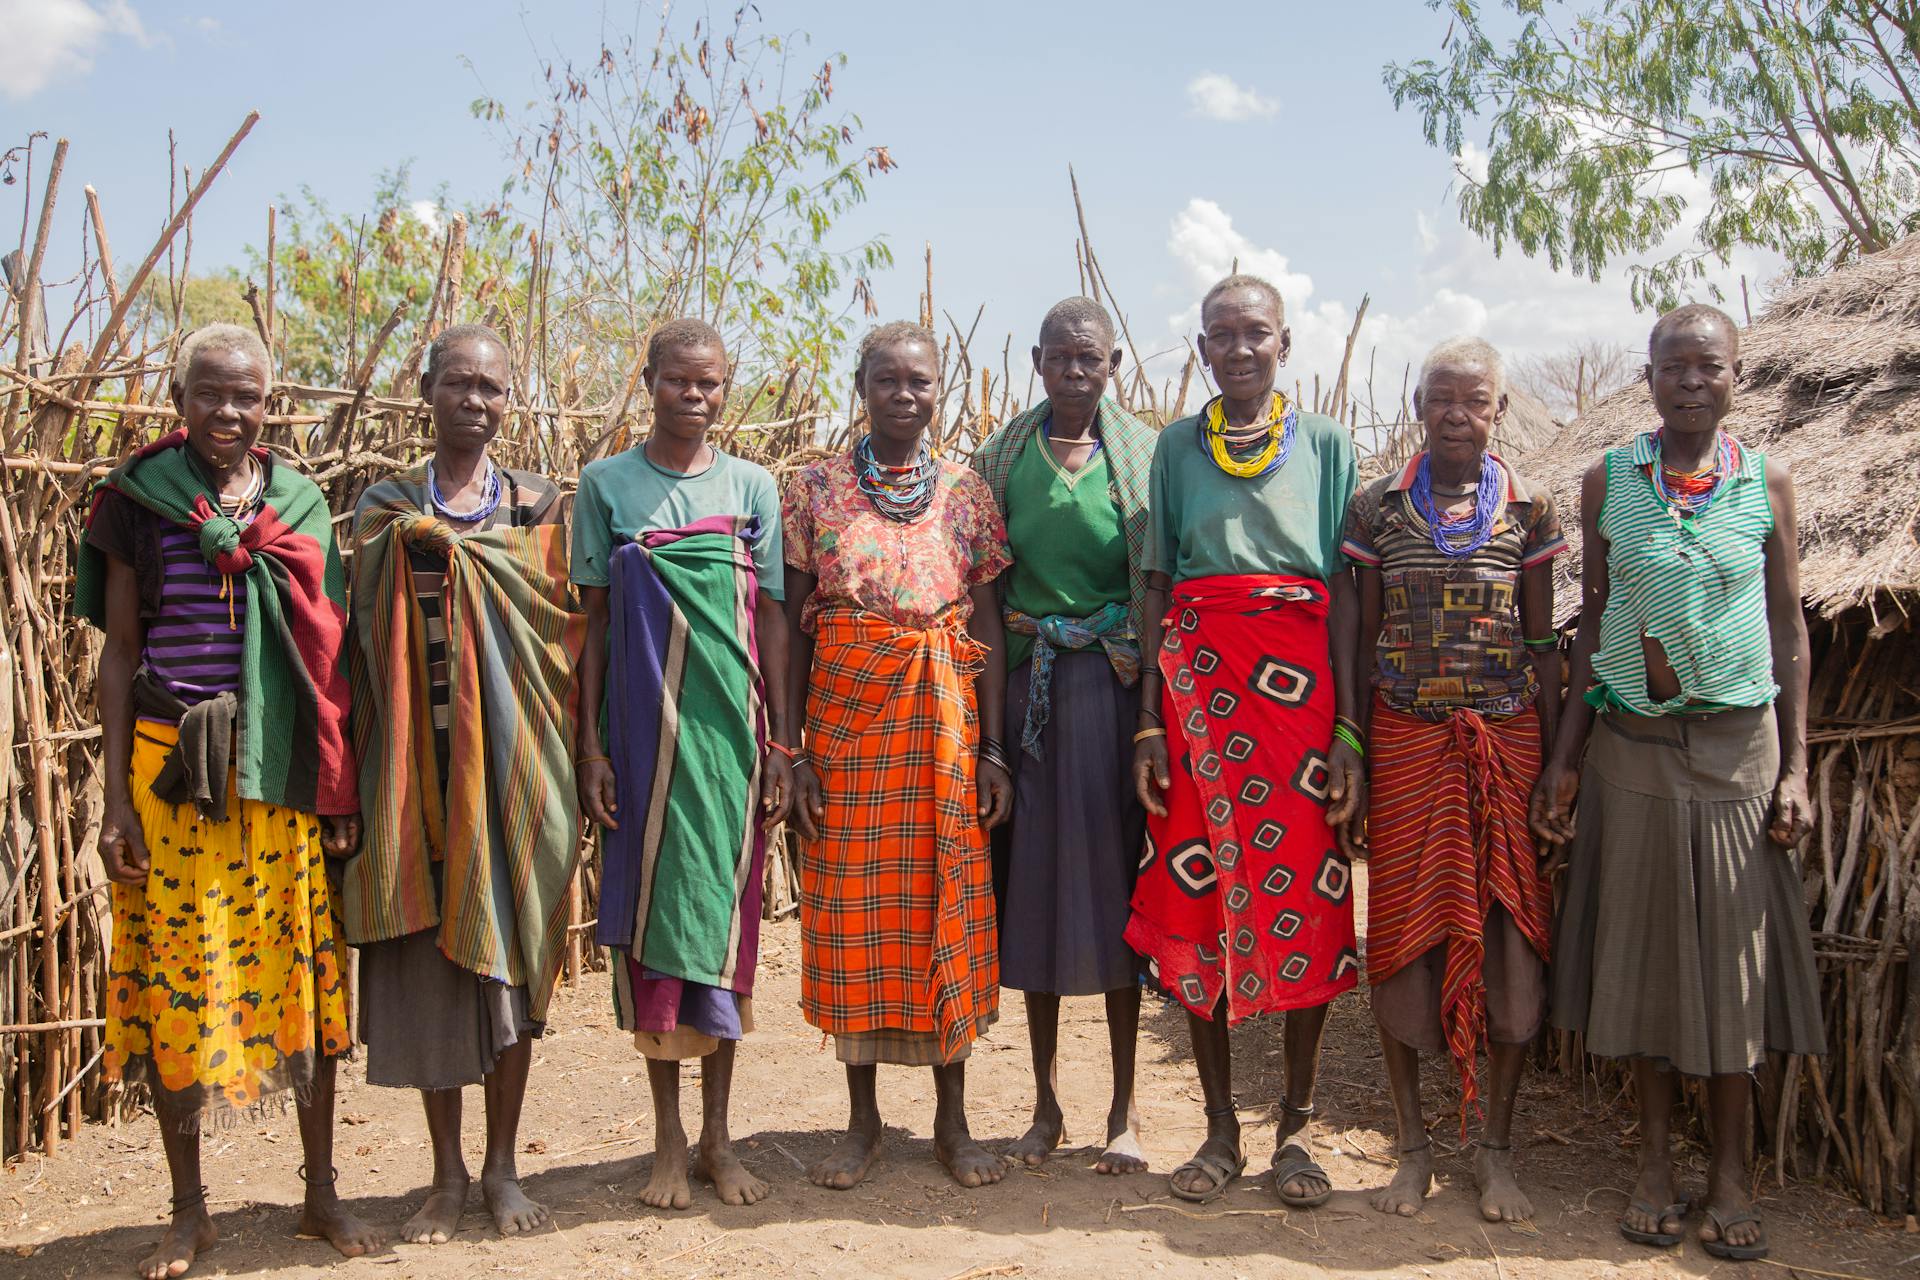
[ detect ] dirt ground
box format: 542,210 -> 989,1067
2,913 -> 1914,1280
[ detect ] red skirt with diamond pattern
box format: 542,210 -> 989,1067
1123,574 -> 1359,1023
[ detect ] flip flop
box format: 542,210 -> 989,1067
1272,1142 -> 1333,1208
1618,1200 -> 1688,1248
1168,1146 -> 1245,1204
1700,1206 -> 1769,1261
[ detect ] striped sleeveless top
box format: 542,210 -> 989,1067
1589,431 -> 1777,715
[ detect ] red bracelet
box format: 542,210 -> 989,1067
767,741 -> 799,760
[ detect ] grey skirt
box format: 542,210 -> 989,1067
1000,652 -> 1145,996
1550,705 -> 1823,1075
360,929 -> 538,1090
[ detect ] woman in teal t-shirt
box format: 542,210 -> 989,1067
1532,304 -> 1821,1263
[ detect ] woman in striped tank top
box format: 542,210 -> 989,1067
1532,305 -> 1822,1262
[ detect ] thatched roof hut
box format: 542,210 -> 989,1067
1523,236 -> 1920,623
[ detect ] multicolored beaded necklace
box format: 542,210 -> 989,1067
855,434 -> 937,523
1648,429 -> 1740,520
427,457 -> 503,523
1199,391 -> 1297,479
1410,451 -> 1503,558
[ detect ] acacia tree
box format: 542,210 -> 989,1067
470,7 -> 895,402
1386,1 -> 1920,306
1513,338 -> 1636,416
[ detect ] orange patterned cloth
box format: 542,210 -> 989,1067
1366,700 -> 1551,1128
105,720 -> 349,1129
797,603 -> 998,1063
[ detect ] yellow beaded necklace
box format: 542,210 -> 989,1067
1202,391 -> 1296,479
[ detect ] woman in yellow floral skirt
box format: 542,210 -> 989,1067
76,324 -> 382,1279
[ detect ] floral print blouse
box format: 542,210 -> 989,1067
783,453 -> 1011,632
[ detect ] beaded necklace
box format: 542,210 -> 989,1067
1649,429 -> 1740,519
427,457 -> 503,524
1409,451 -> 1503,558
1200,392 -> 1296,479
855,434 -> 937,523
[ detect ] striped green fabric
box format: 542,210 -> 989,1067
1589,432 -> 1777,716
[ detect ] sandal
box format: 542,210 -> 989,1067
1271,1142 -> 1333,1208
1168,1145 -> 1245,1204
1700,1206 -> 1769,1261
1618,1199 -> 1688,1248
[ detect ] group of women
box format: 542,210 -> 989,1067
79,272 -> 1821,1278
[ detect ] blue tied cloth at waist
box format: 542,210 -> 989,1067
1002,600 -> 1139,760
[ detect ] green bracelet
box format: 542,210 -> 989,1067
1522,635 -> 1559,650
1332,722 -> 1366,758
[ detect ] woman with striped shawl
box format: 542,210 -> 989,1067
1534,305 -> 1821,1262
78,324 -> 380,1278
345,324 -> 585,1243
1343,338 -> 1566,1225
784,321 -> 1013,1192
573,319 -> 792,1212
970,297 -> 1153,1176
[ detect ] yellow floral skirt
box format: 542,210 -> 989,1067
104,721 -> 349,1129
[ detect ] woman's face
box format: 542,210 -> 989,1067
1198,287 -> 1290,403
1033,327 -> 1118,412
1648,319 -> 1740,435
644,342 -> 729,444
423,338 -> 510,453
859,339 -> 939,446
172,346 -> 269,475
1415,366 -> 1505,472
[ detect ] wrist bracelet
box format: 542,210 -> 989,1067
1133,726 -> 1168,744
1331,722 -> 1366,758
576,754 -> 611,767
767,741 -> 799,760
1522,635 -> 1558,651
1138,707 -> 1163,724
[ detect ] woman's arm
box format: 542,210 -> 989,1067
755,592 -> 794,827
783,566 -> 824,841
1762,461 -> 1812,846
1530,461 -> 1609,849
1520,560 -> 1562,758
1324,566 -> 1366,854
98,555 -> 150,883
967,582 -> 1012,826
1133,572 -> 1173,816
574,584 -> 617,829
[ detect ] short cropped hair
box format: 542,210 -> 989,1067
173,323 -> 270,388
1038,296 -> 1116,347
1649,303 -> 1739,357
855,320 -> 939,380
425,323 -> 510,381
645,317 -> 726,369
1201,273 -> 1285,324
1418,336 -> 1506,399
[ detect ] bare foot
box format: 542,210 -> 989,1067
400,1177 -> 468,1245
809,1118 -> 882,1191
935,1129 -> 1005,1189
1005,1103 -> 1064,1168
298,1192 -> 383,1260
481,1172 -> 550,1235
695,1141 -> 771,1206
1474,1145 -> 1533,1223
640,1132 -> 692,1210
138,1208 -> 217,1279
1370,1143 -> 1434,1217
1094,1128 -> 1147,1176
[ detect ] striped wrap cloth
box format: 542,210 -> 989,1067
1001,600 -> 1138,759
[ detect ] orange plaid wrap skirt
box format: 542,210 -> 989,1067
799,604 -> 999,1063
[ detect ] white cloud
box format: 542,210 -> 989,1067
410,200 -> 444,233
0,0 -> 146,100
1186,72 -> 1279,123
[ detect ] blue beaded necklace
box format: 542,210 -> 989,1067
427,457 -> 503,523
855,435 -> 936,523
1409,451 -> 1502,558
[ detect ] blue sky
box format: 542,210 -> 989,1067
2,0 -> 1776,411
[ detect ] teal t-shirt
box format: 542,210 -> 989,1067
1001,432 -> 1130,670
570,445 -> 785,599
1144,408 -> 1356,583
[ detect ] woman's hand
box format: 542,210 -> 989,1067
578,757 -> 619,830
1528,760 -> 1580,863
1325,739 -> 1367,860
977,758 -> 1013,828
321,814 -> 362,858
790,760 -> 826,842
1769,769 -> 1813,848
1133,737 -> 1171,817
99,797 -> 151,884
759,752 -> 794,829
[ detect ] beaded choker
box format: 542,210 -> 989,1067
1410,452 -> 1503,558
855,435 -> 936,523
1199,392 -> 1297,479
1649,429 -> 1740,519
427,458 -> 503,523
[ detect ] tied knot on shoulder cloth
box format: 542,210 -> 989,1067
1002,600 -> 1138,760
343,485 -> 586,1021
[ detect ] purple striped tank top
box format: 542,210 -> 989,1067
143,523 -> 248,703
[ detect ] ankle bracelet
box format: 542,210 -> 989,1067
169,1185 -> 208,1214
1279,1098 -> 1315,1119
297,1163 -> 340,1188
1476,1141 -> 1512,1152
1398,1139 -> 1433,1156
1202,1101 -> 1238,1120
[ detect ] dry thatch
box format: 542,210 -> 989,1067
1523,235 -> 1920,622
